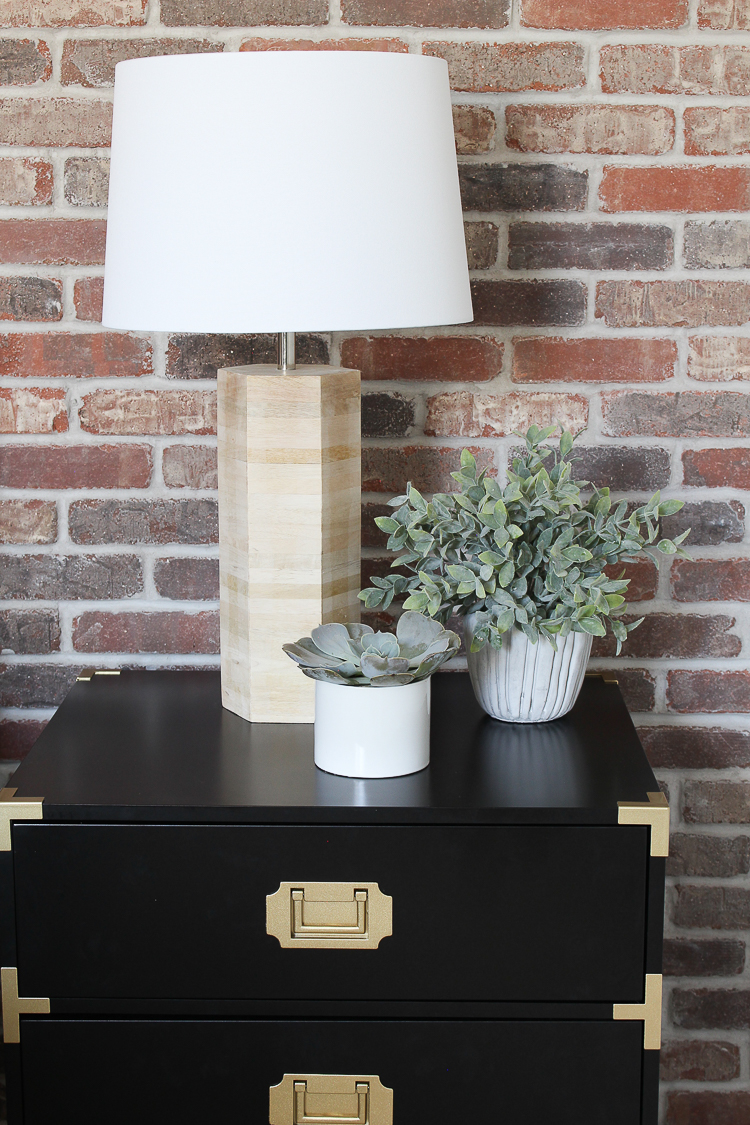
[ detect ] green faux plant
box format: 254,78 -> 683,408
359,425 -> 690,655
283,612 -> 460,687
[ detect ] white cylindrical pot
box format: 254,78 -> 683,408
314,678 -> 431,778
464,617 -> 593,724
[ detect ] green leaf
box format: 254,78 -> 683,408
560,430 -> 574,457
657,499 -> 683,516
576,616 -> 607,636
497,560 -> 515,587
657,539 -> 677,554
460,448 -> 477,475
374,516 -> 400,534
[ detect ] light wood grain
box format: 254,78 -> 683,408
218,364 -> 361,723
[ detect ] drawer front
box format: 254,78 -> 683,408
13,823 -> 648,1002
21,1018 -> 644,1125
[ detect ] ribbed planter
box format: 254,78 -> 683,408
464,615 -> 593,724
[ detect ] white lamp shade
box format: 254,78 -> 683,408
102,52 -> 473,334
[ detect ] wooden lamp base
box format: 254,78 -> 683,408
217,364 -> 361,724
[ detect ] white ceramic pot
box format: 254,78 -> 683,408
464,616 -> 592,723
314,677 -> 431,778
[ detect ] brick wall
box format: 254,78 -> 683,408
0,0 -> 749,1119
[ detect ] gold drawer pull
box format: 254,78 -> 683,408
270,1075 -> 393,1125
266,882 -> 392,950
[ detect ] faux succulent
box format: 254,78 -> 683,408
283,612 -> 460,687
359,425 -> 690,656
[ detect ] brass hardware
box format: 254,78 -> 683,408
0,789 -> 43,852
618,791 -> 670,857
613,973 -> 662,1050
1,967 -> 50,1044
266,882 -> 392,950
585,672 -> 619,684
269,1075 -> 393,1125
77,668 -> 120,681
603,676 -> 619,685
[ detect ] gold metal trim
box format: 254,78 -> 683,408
613,973 -> 663,1050
1,967 -> 50,1044
76,668 -> 121,681
618,791 -> 670,857
266,882 -> 393,950
269,1075 -> 393,1125
0,789 -> 43,852
585,672 -> 619,684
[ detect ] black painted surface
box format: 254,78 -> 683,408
7,670 -> 658,824
14,822 -> 648,1003
22,1019 -> 644,1125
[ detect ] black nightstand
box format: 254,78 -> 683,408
0,669 -> 666,1125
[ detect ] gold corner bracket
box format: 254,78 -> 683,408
613,974 -> 663,1050
1,967 -> 50,1044
0,789 -> 43,852
617,791 -> 670,857
76,669 -> 121,682
266,882 -> 392,950
270,1075 -> 393,1125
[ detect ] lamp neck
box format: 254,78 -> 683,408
277,332 -> 296,372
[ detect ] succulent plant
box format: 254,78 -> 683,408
359,425 -> 691,656
283,612 -> 460,687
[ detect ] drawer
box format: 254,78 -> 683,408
13,822 -> 649,1003
19,1018 -> 645,1125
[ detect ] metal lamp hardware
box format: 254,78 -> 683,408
618,791 -> 670,857
76,669 -> 121,682
585,672 -> 619,685
613,974 -> 663,1050
1,967 -> 50,1044
266,882 -> 393,950
0,788 -> 43,852
270,1075 -> 393,1125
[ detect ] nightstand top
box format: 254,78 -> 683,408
7,670 -> 658,825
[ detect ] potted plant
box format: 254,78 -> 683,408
360,425 -> 690,724
283,612 -> 459,777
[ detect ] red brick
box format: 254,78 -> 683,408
592,613 -> 740,659
0,719 -> 46,761
667,940 -> 746,978
602,390 -> 750,437
0,278 -> 62,322
601,166 -> 750,212
73,278 -> 103,322
596,281 -> 750,327
362,392 -> 415,438
669,834 -> 750,878
667,1091 -> 750,1125
0,220 -> 106,265
668,670 -> 750,713
512,337 -> 676,383
341,336 -> 504,384
0,499 -> 56,544
361,503 -> 392,549
601,45 -> 750,95
0,609 -> 60,654
567,445 -> 670,490
0,98 -> 111,146
616,668 -> 656,712
639,727 -> 750,769
240,36 -> 407,52
672,990 -> 750,1031
0,663 -> 81,708
507,104 -> 674,155
162,445 -> 217,489
699,0 -> 750,26
606,559 -> 658,601
0,388 -> 67,434
689,337 -> 750,381
72,610 -> 219,654
685,106 -> 750,156
672,559 -> 750,602
460,163 -> 587,211
668,497 -> 743,548
341,0 -> 509,27
162,0 -> 326,24
425,389 -> 588,438
0,332 -> 152,378
520,0 -> 688,27
471,280 -> 586,326
362,445 -> 495,493
675,884 -> 750,928
0,553 -> 143,600
64,157 -> 108,206
453,106 -> 496,154
0,0 -> 146,25
683,447 -> 750,489
0,38 -> 51,83
424,41 -> 584,92
661,1039 -> 740,1080
508,222 -> 672,270
79,390 -> 216,436
0,444 -> 152,489
0,157 -> 52,205
465,222 -> 498,268
62,38 -> 223,87
68,499 -> 218,545
167,333 -> 328,378
153,557 -> 219,600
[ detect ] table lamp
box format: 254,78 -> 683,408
102,52 -> 472,723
